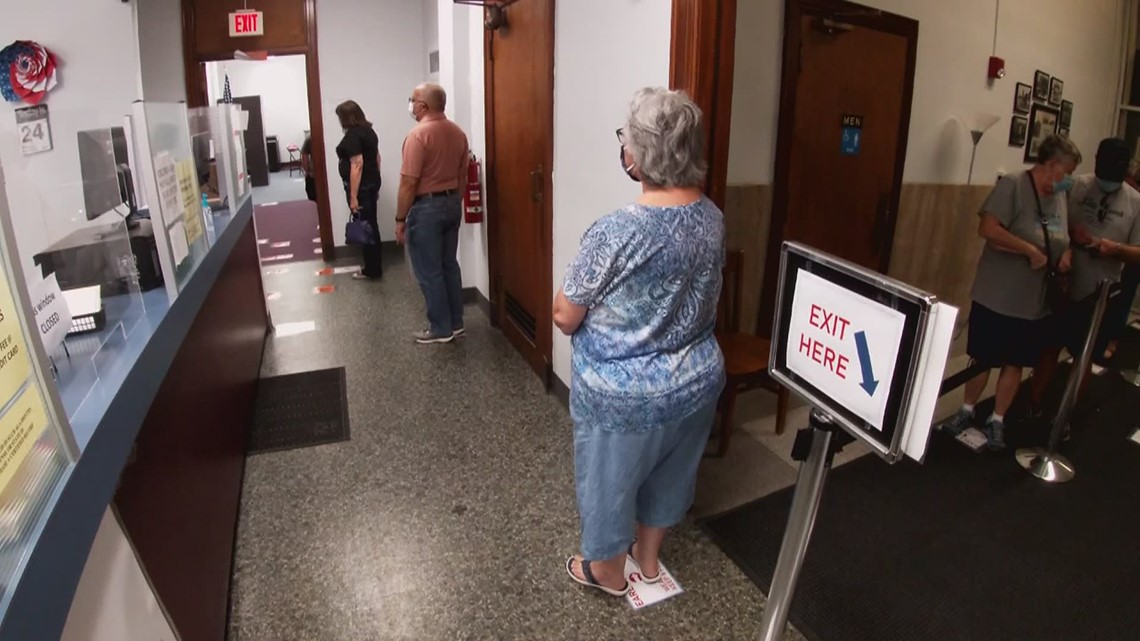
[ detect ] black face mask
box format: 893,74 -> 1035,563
619,145 -> 640,183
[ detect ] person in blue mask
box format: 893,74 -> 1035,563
1029,138 -> 1140,417
939,134 -> 1080,451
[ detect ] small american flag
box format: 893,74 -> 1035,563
222,73 -> 233,104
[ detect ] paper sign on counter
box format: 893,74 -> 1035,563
0,272 -> 31,411
29,273 -> 72,355
0,386 -> 49,494
175,159 -> 204,244
154,152 -> 181,221
170,221 -> 190,267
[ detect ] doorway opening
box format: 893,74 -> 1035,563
204,55 -> 320,266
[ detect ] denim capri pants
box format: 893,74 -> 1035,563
574,399 -> 717,560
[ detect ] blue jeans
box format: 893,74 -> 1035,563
407,194 -> 464,336
574,399 -> 716,560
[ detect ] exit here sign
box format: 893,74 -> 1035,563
229,10 -> 264,37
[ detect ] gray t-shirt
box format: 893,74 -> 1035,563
1067,175 -> 1140,300
971,171 -> 1069,320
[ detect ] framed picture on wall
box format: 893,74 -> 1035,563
1034,70 -> 1051,102
1060,100 -> 1074,127
1058,126 -> 1071,138
1014,82 -> 1033,114
1025,103 -> 1060,162
1049,77 -> 1064,106
1009,116 -> 1029,147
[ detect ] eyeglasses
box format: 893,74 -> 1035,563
615,128 -> 625,144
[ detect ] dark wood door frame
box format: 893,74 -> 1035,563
670,0 -> 737,211
757,0 -> 918,334
480,0 -> 734,387
482,5 -> 557,387
181,0 -> 335,261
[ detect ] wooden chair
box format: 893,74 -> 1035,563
712,249 -> 789,457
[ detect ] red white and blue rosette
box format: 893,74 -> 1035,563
0,41 -> 59,105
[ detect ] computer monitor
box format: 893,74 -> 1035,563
78,127 -> 138,222
77,128 -> 123,221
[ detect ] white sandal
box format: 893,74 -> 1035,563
627,540 -> 663,584
565,557 -> 629,597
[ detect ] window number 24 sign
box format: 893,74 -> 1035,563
15,105 -> 52,156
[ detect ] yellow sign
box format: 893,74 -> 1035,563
176,158 -> 204,244
0,272 -> 30,411
0,385 -> 48,493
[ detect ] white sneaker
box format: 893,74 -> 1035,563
452,327 -> 466,337
414,330 -> 455,345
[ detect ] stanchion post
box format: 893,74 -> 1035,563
757,408 -> 836,641
1016,279 -> 1111,483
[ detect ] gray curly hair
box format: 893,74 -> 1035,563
624,88 -> 707,188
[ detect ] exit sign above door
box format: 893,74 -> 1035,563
229,10 -> 264,37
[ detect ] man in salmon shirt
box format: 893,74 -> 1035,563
397,83 -> 471,345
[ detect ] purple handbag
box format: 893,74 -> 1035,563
345,213 -> 376,246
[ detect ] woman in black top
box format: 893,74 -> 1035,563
335,100 -> 383,279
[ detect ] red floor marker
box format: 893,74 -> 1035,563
266,292 -> 281,301
316,267 -> 334,276
313,285 -> 336,294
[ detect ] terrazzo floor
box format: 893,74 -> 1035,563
227,252 -> 809,641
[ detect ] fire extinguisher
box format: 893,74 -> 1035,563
463,154 -> 484,224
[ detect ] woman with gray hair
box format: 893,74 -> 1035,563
939,133 -> 1080,450
554,87 -> 725,596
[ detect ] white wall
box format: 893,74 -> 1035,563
136,0 -> 186,103
727,0 -> 1129,185
206,56 -> 310,153
0,1 -> 141,275
550,0 -> 672,385
424,0 -> 441,82
317,0 -> 425,244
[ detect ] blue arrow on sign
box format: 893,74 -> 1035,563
854,331 -> 879,396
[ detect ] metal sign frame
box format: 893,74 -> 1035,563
768,241 -> 936,462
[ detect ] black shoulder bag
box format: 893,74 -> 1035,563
1026,172 -> 1070,312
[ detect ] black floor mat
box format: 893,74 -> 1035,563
702,365 -> 1140,641
249,367 -> 350,454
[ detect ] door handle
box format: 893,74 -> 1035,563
531,165 -> 543,203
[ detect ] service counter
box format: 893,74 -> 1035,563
0,196 -> 266,641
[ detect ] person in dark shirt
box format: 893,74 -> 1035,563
301,135 -> 316,202
335,100 -> 383,279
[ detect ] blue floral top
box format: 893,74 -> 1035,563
563,197 -> 726,431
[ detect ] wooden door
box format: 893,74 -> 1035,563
485,0 -> 555,383
759,0 -> 917,334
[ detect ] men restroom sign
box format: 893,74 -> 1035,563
841,113 -> 863,156
786,269 -> 904,430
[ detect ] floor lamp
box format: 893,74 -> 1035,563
966,113 -> 1001,184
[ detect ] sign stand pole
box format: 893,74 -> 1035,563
1016,280 -> 1110,483
758,408 -> 849,641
